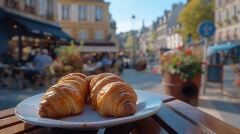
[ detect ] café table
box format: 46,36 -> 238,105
0,94 -> 239,134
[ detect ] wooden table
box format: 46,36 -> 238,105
0,94 -> 239,134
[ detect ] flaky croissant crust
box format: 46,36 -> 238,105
39,73 -> 88,118
89,73 -> 137,117
39,84 -> 84,118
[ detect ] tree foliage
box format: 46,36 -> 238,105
125,33 -> 134,50
151,30 -> 158,41
178,0 -> 214,41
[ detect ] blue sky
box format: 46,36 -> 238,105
105,0 -> 187,33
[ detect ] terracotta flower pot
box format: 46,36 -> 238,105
135,61 -> 147,71
162,72 -> 201,106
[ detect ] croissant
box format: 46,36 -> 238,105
96,82 -> 137,117
58,75 -> 88,101
89,74 -> 124,110
39,73 -> 88,118
89,73 -> 137,117
86,75 -> 95,91
89,73 -> 115,90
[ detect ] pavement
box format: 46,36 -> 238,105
0,68 -> 239,128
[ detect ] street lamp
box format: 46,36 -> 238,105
131,15 -> 136,67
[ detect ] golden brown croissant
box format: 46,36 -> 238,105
86,75 -> 95,91
89,73 -> 137,117
39,73 -> 88,118
61,73 -> 87,80
58,75 -> 88,101
89,73 -> 116,90
96,82 -> 137,117
39,84 -> 84,118
90,75 -> 124,110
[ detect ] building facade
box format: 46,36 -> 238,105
139,2 -> 184,52
157,12 -> 169,49
0,0 -> 58,23
56,0 -> 117,52
215,0 -> 240,43
0,0 -> 117,53
0,0 -> 73,57
139,26 -> 151,54
166,3 -> 184,49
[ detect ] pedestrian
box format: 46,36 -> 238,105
102,54 -> 111,72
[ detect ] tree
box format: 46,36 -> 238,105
125,33 -> 134,50
151,30 -> 158,41
178,0 -> 214,41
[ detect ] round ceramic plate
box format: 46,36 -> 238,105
15,90 -> 162,129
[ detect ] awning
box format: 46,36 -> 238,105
0,7 -> 73,41
207,42 -> 239,56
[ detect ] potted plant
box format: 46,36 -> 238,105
161,48 -> 203,106
50,44 -> 83,78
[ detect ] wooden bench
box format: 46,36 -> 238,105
0,94 -> 239,134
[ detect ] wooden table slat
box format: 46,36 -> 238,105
0,123 -> 39,134
0,108 -> 15,119
0,115 -> 22,129
132,117 -> 169,134
166,100 -> 240,134
104,122 -> 134,134
153,105 -> 206,134
23,128 -> 50,134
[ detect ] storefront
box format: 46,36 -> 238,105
208,41 -> 240,64
0,7 -> 73,62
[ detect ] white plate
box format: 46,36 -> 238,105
15,90 -> 162,129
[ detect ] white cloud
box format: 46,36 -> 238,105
116,20 -> 152,33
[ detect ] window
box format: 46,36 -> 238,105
79,6 -> 87,21
47,0 -> 54,18
234,28 -> 238,38
25,0 -> 34,7
95,30 -> 104,40
79,30 -> 88,40
62,5 -> 70,20
226,10 -> 229,20
95,7 -> 103,21
234,5 -> 237,16
218,0 -> 222,7
5,0 -> 18,9
218,12 -> 221,22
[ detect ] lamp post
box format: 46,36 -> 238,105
131,15 -> 136,67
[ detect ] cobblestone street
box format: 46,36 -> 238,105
0,69 -> 240,128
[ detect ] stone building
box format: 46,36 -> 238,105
0,0 -> 58,22
56,0 -> 118,52
139,2 -> 184,52
215,0 -> 240,43
166,3 -> 184,49
0,0 -> 71,57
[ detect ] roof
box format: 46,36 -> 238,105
167,3 -> 184,28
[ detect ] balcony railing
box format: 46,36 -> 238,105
4,0 -> 20,10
